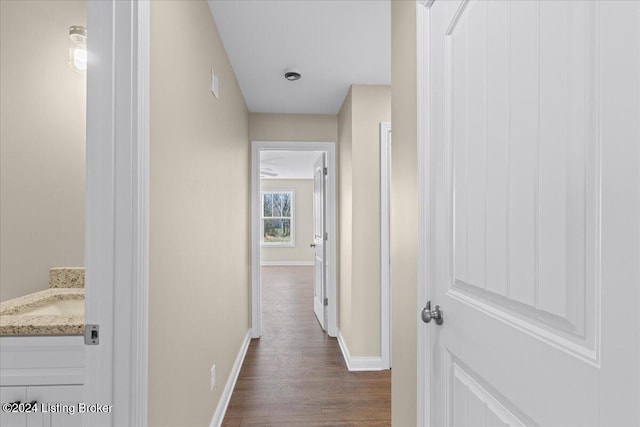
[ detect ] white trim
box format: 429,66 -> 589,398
209,330 -> 251,427
85,1 -> 149,425
260,261 -> 314,267
251,141 -> 338,338
417,1 -> 432,426
337,331 -> 383,371
132,2 -> 150,425
380,122 -> 392,370
0,336 -> 85,386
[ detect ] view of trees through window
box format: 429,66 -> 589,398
262,191 -> 293,244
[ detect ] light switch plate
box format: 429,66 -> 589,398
211,70 -> 219,99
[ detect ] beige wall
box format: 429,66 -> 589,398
0,0 -> 86,302
260,179 -> 314,264
391,1 -> 418,425
149,1 -> 250,426
338,85 -> 391,357
249,113 -> 337,142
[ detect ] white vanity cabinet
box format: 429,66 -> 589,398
0,385 -> 26,427
0,336 -> 84,427
27,385 -> 84,427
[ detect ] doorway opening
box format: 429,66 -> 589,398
251,141 -> 337,338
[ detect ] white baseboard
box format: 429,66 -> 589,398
337,330 -> 383,371
210,329 -> 251,427
260,261 -> 314,266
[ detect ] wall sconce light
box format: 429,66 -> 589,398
69,26 -> 87,72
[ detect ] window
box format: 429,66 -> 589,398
261,191 -> 294,246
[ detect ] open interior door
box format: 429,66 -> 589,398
312,153 -> 327,330
420,0 -> 640,425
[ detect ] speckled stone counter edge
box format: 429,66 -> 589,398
49,267 -> 85,288
0,288 -> 84,336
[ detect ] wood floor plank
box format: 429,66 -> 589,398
222,266 -> 391,426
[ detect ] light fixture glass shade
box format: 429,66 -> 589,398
69,26 -> 87,72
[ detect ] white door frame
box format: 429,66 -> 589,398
416,1 -> 432,425
380,122 -> 392,370
85,0 -> 149,425
251,141 -> 337,338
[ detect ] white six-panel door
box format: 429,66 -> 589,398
419,0 -> 640,425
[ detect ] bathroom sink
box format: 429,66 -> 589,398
17,298 -> 84,316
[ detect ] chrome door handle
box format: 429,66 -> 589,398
310,243 -> 316,248
421,301 -> 443,325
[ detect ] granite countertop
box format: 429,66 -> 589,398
1,271 -> 85,336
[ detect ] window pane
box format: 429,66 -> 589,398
282,193 -> 291,217
263,219 -> 291,243
263,193 -> 272,217
272,193 -> 283,217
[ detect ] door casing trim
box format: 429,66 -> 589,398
85,0 -> 149,425
417,1 -> 433,426
250,141 -> 337,338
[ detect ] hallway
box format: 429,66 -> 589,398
223,266 -> 391,426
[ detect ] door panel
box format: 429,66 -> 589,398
448,0 -> 594,353
423,1 -> 639,426
451,361 -> 527,427
313,153 -> 326,329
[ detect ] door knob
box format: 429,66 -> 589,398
310,243 -> 316,248
421,301 -> 443,325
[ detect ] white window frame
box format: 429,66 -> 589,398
260,190 -> 295,247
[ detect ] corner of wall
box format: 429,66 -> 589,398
337,82 -> 391,360
391,0 -> 419,426
337,329 -> 383,372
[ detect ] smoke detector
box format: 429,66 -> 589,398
284,68 -> 302,81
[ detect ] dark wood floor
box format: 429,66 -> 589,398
223,266 -> 391,426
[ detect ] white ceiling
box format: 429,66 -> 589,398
208,0 -> 390,115
260,151 -> 323,180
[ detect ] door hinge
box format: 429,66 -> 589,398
323,167 -> 328,176
84,324 -> 99,345
324,232 -> 328,241
324,298 -> 329,306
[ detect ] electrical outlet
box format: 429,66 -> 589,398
210,364 -> 216,390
